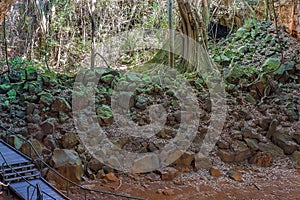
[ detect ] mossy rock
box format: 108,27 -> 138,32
96,105 -> 113,124
25,66 -> 38,81
262,58 -> 281,72
0,84 -> 11,93
39,92 -> 55,106
7,89 -> 17,100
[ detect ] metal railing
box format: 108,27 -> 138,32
0,152 -> 56,200
0,124 -> 144,200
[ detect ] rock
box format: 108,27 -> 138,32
0,84 -> 11,93
266,119 -> 278,139
157,167 -> 179,181
40,118 -> 57,135
193,152 -> 212,170
25,66 -> 38,81
105,172 -> 118,182
209,167 -> 222,177
39,92 -> 54,106
96,105 -> 113,125
20,139 -> 44,159
162,189 -> 175,196
50,149 -> 83,184
272,129 -> 298,155
217,149 -> 235,163
217,139 -> 230,149
87,157 -> 103,173
58,112 -> 69,123
52,97 -> 71,112
26,103 -> 37,115
135,95 -> 148,109
173,151 -> 194,170
244,138 -> 259,151
293,132 -> 300,144
61,132 -> 80,149
286,103 -> 299,121
132,154 -> 160,173
262,58 -> 281,72
96,169 -> 105,179
43,135 -> 57,151
100,74 -> 115,84
228,170 -> 243,182
258,142 -> 285,158
232,141 -> 252,162
250,152 -> 273,167
238,45 -> 249,54
259,117 -> 272,131
292,151 -> 300,164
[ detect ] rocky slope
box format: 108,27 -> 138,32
0,20 -> 300,189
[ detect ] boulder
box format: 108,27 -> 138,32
40,118 -> 57,135
173,151 -> 195,170
87,157 -> 103,173
232,141 -> 252,162
272,129 -> 298,155
39,92 -> 54,106
258,142 -> 285,158
52,97 -> 71,112
96,105 -> 113,125
217,149 -> 235,163
25,66 -> 38,81
250,152 -> 273,167
50,149 -> 83,184
157,167 -> 179,181
228,170 -> 243,182
61,132 -> 80,149
20,139 -> 44,159
193,152 -> 212,170
292,151 -> 300,165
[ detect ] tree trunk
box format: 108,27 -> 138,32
176,0 -> 209,72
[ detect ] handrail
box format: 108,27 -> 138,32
0,152 -> 56,200
0,124 -> 145,200
27,185 -> 36,200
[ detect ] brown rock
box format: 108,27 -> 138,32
88,157 -> 103,173
217,139 -> 230,149
250,152 -> 273,167
40,118 -> 57,135
20,139 -> 44,159
193,152 -> 212,170
173,151 -> 194,170
232,141 -> 252,162
52,97 -> 71,112
217,149 -> 235,163
292,151 -> 300,164
163,189 -> 175,196
50,149 -> 83,184
158,167 -> 179,181
272,129 -> 298,155
266,119 -> 278,139
228,170 -> 243,182
96,169 -> 105,179
258,142 -> 285,158
61,132 -> 80,149
244,138 -> 259,151
105,172 -> 118,182
209,167 -> 222,177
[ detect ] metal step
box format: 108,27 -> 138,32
4,171 -> 41,183
2,163 -> 36,172
4,168 -> 39,177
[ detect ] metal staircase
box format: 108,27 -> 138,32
0,124 -> 144,200
0,139 -> 69,200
